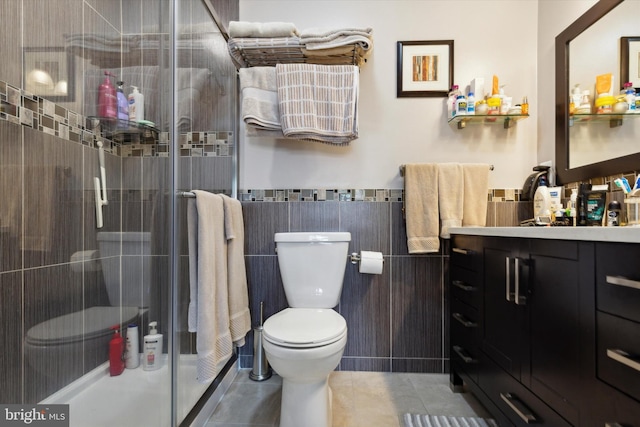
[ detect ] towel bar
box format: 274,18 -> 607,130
178,191 -> 196,198
399,164 -> 494,176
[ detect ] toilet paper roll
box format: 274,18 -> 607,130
359,251 -> 384,275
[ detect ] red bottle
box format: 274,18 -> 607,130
98,71 -> 117,119
109,325 -> 125,376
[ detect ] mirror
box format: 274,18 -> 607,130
555,0 -> 640,184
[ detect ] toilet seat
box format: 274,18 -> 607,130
263,308 -> 347,348
25,306 -> 139,345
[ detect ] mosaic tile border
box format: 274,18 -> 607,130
239,188 -> 525,202
0,79 -> 233,158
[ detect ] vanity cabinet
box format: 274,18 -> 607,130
449,233 -> 634,427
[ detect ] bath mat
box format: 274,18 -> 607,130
403,414 -> 499,427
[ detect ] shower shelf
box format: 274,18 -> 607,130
88,116 -> 159,144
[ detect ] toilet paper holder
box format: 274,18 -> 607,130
349,252 -> 361,264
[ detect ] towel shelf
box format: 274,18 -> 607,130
399,164 -> 494,177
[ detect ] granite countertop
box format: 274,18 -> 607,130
449,226 -> 640,243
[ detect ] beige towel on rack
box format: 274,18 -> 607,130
404,164 -> 440,254
462,164 -> 490,227
187,191 -> 233,383
221,194 -> 252,347
438,163 -> 464,239
229,21 -> 299,38
276,63 -> 359,144
239,67 -> 282,132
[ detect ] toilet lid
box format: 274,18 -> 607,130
25,306 -> 139,345
263,308 -> 347,348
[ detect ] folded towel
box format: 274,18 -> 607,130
221,194 -> 252,347
438,163 -> 464,238
300,27 -> 373,52
276,63 -> 359,144
305,35 -> 373,52
239,67 -> 281,131
229,21 -> 299,38
404,164 -> 440,253
187,191 -> 233,383
462,164 -> 490,227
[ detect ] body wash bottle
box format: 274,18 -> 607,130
125,323 -> 140,369
128,86 -> 144,122
109,325 -> 125,376
143,321 -> 163,371
98,71 -> 117,119
116,81 -> 129,124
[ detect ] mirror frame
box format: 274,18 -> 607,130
555,0 -> 631,184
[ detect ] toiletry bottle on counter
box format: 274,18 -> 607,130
143,321 -> 163,371
607,201 -> 621,226
109,325 -> 125,376
125,323 -> 140,369
533,177 -> 551,220
98,71 -> 117,119
128,86 -> 144,122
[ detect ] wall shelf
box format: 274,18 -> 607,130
448,113 -> 529,129
570,112 -> 640,128
88,116 -> 159,144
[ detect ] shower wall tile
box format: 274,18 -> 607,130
391,256 -> 443,359
241,202 -> 289,255
0,272 -> 22,403
122,0 -> 143,34
0,0 -> 21,88
290,201 -> 340,232
84,0 -> 121,31
0,121 -> 23,273
340,261 -> 391,358
23,129 -> 83,269
191,156 -> 233,193
340,202 -> 390,255
142,0 -> 170,34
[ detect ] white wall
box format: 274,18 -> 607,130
238,0 -> 551,190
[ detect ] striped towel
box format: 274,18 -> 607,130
403,414 -> 499,427
275,63 -> 359,144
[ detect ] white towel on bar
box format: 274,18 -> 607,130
276,63 -> 359,144
187,191 -> 233,383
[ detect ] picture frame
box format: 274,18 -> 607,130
23,47 -> 75,102
620,36 -> 640,91
396,40 -> 454,98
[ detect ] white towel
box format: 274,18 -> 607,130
462,164 -> 490,227
438,163 -> 464,238
187,191 -> 233,383
221,194 -> 252,347
300,27 -> 373,52
404,164 -> 440,254
276,63 -> 359,144
229,21 -> 299,38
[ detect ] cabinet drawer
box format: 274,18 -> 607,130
596,242 -> 640,323
597,311 -> 640,403
451,266 -> 481,308
451,235 -> 482,270
451,298 -> 481,383
481,358 -> 572,427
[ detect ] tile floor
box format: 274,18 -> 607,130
205,369 -> 492,427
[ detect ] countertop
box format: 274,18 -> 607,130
449,226 -> 640,243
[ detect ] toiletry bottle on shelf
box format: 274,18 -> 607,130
98,71 -> 117,119
109,325 -> 125,376
533,176 -> 551,221
125,323 -> 140,369
624,82 -> 636,113
116,81 -> 129,123
467,92 -> 475,115
447,85 -> 461,118
521,96 -> 529,115
143,321 -> 163,371
455,95 -> 467,116
128,86 -> 145,122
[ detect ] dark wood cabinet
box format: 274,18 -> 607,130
450,233 -> 639,426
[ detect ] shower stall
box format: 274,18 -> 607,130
0,0 -> 238,425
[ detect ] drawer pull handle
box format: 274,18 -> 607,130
452,312 -> 477,328
506,257 -> 512,302
452,280 -> 475,291
606,275 -> 640,291
607,348 -> 640,372
452,247 -> 472,255
452,345 -> 477,364
604,423 -> 624,427
500,392 -> 537,424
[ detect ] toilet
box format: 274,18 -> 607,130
262,232 -> 351,427
24,232 -> 151,376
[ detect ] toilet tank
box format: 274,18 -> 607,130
275,232 -> 351,308
97,232 -> 151,307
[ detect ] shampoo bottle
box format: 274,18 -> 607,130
127,86 -> 145,122
533,176 -> 551,221
109,325 -> 125,376
116,81 -> 129,123
143,321 -> 163,371
125,323 -> 140,369
98,71 -> 117,119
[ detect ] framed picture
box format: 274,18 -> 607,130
620,36 -> 640,91
396,40 -> 453,98
23,47 -> 75,102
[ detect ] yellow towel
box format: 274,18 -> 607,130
404,164 -> 440,253
438,163 -> 464,238
462,164 -> 490,227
